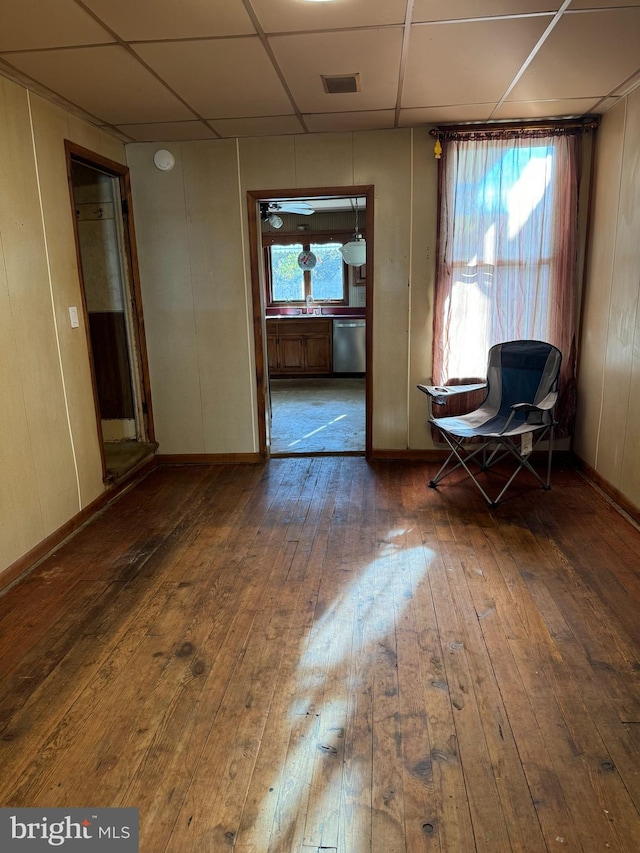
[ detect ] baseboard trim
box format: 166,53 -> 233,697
574,456 -> 640,528
370,449 -> 447,461
156,452 -> 266,465
0,457 -> 157,595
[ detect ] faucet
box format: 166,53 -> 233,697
305,294 -> 313,314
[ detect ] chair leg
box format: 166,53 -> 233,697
429,426 -> 556,507
429,438 -> 489,486
545,424 -> 555,489
430,434 -> 497,506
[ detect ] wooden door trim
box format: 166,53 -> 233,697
246,185 -> 374,459
64,141 -> 155,479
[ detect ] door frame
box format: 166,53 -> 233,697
65,141 -> 155,480
246,185 -> 374,459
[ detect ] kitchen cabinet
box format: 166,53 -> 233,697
267,318 -> 332,375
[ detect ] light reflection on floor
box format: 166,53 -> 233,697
244,528 -> 434,850
270,378 -> 365,454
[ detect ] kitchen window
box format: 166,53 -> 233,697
264,236 -> 348,306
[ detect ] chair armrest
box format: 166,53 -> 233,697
417,382 -> 487,402
501,391 -> 559,434
418,382 -> 487,420
510,391 -> 558,413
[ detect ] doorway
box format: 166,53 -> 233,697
247,186 -> 373,459
66,142 -> 156,481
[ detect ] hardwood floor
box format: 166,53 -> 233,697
0,458 -> 639,852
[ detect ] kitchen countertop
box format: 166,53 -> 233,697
266,311 -> 365,320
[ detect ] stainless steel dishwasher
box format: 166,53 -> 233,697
333,319 -> 366,373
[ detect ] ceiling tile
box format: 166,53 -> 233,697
250,0 -> 407,33
211,115 -> 305,137
7,46 -> 194,123
412,0 -> 560,22
81,0 -> 255,41
0,0 -> 114,51
492,97 -> 600,119
270,29 -> 404,113
0,0 -> 638,142
134,38 -> 294,118
115,121 -> 219,141
507,8 -> 640,102
398,104 -> 496,125
303,111 -> 396,133
402,17 -> 549,108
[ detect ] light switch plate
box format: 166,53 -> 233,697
69,306 -> 80,328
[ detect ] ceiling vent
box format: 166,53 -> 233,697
322,73 -> 361,94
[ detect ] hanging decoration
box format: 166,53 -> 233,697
340,198 -> 366,266
297,250 -> 317,270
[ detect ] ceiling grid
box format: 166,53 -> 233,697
0,0 -> 637,142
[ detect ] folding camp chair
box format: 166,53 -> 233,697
418,340 -> 562,507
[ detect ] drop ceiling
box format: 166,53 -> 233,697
0,0 -> 638,142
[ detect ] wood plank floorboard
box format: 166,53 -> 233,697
0,459 -> 639,852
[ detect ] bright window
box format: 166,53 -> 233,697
267,239 -> 347,305
309,243 -> 344,300
270,244 -> 305,302
432,129 -> 582,434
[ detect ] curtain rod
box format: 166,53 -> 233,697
429,116 -> 599,139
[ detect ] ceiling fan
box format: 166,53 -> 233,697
260,200 -> 314,229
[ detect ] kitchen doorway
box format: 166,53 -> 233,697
66,142 -> 156,481
247,186 -> 374,459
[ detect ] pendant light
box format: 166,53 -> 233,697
340,198 -> 366,266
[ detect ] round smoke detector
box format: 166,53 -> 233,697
153,149 -> 175,171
